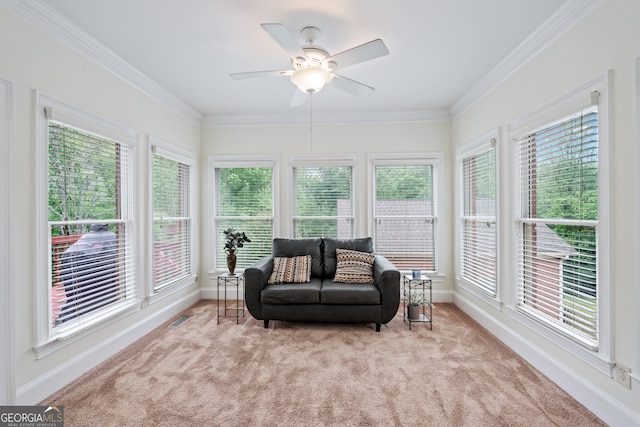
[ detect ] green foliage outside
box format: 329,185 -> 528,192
375,165 -> 432,201
294,166 -> 352,238
153,155 -> 190,245
153,155 -> 189,218
533,130 -> 598,222
48,122 -> 119,237
473,150 -> 496,199
218,167 -> 273,216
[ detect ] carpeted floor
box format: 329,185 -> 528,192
42,301 -> 605,426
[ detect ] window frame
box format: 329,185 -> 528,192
368,152 -> 444,276
508,73 -> 612,374
287,154 -> 357,239
147,136 -> 196,304
456,130 -> 501,309
34,92 -> 141,358
209,155 -> 278,275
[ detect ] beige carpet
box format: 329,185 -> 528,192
42,301 -> 605,426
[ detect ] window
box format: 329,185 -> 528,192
211,156 -> 276,271
514,91 -> 603,351
151,140 -> 194,293
370,154 -> 442,273
37,94 -> 138,349
292,159 -> 354,238
457,135 -> 498,298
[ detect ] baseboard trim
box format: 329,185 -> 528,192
453,291 -> 640,427
16,289 -> 201,405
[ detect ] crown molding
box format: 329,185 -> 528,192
0,0 -> 202,124
450,0 -> 606,118
202,109 -> 451,127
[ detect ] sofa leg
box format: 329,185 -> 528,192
264,320 -> 269,329
375,323 -> 381,332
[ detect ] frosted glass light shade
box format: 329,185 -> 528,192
291,67 -> 330,94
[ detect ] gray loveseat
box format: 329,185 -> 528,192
244,237 -> 400,332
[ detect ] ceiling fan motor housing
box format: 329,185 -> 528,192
292,46 -> 330,69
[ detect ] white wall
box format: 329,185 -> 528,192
451,0 -> 640,424
0,7 -> 201,404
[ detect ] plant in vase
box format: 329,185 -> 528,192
402,290 -> 430,320
223,228 -> 251,274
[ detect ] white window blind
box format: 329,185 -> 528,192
49,120 -> 135,329
152,150 -> 192,290
293,165 -> 353,238
215,166 -> 273,269
461,147 -> 497,295
516,106 -> 599,349
374,164 -> 436,271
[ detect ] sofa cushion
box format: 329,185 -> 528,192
261,278 -> 322,304
333,248 -> 375,284
272,238 -> 323,278
323,237 -> 374,277
321,281 -> 380,305
268,255 -> 311,284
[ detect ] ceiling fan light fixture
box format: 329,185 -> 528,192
291,66 -> 330,94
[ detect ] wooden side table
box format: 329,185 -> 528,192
217,273 -> 244,324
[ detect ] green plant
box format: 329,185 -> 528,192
402,289 -> 430,306
223,228 -> 251,254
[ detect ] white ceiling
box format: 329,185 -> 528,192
38,0 -> 572,124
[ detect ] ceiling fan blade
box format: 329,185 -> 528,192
329,74 -> 375,97
323,39 -> 389,70
229,70 -> 293,80
289,89 -> 308,107
261,23 -> 308,60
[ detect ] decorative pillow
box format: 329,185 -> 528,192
333,248 -> 375,284
268,255 -> 312,284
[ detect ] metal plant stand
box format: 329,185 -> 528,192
217,273 -> 244,324
403,274 -> 433,330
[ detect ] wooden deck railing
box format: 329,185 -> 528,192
51,234 -> 82,285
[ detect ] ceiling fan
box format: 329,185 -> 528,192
230,23 -> 390,106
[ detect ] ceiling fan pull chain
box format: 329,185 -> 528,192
309,93 -> 313,152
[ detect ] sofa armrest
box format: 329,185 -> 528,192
373,255 -> 401,324
244,256 -> 274,320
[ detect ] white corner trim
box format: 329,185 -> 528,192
0,77 -> 16,405
16,290 -> 201,405
0,0 -> 202,124
450,0 -> 606,118
453,292 -> 640,427
634,55 -> 640,394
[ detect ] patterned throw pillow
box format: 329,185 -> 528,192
333,248 -> 375,284
268,255 -> 312,284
